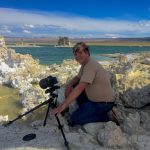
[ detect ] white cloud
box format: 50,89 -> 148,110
0,29 -> 12,33
0,8 -> 150,37
104,33 -> 124,38
0,25 -> 12,34
5,30 -> 12,33
24,24 -> 35,28
23,30 -> 31,34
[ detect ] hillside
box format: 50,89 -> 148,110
4,37 -> 150,46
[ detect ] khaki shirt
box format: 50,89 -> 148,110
78,58 -> 114,102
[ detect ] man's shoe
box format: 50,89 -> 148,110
108,109 -> 120,126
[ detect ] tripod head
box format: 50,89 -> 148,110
39,76 -> 60,107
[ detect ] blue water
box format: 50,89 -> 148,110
11,45 -> 150,65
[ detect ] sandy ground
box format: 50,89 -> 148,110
0,118 -> 134,150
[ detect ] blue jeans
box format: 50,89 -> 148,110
69,91 -> 114,125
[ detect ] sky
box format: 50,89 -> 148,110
0,0 -> 150,38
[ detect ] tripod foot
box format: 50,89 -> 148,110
64,141 -> 70,150
3,121 -> 12,127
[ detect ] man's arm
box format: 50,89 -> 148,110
52,82 -> 88,115
67,76 -> 80,87
65,76 -> 80,98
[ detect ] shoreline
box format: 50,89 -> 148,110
7,45 -> 42,48
7,43 -> 150,47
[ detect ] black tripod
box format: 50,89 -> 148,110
4,92 -> 70,150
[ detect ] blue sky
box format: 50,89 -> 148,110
0,0 -> 150,38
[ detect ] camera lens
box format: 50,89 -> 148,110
39,76 -> 58,89
39,78 -> 48,89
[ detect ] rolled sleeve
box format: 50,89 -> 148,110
80,64 -> 96,84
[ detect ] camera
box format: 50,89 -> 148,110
39,76 -> 58,89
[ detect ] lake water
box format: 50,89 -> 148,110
0,85 -> 21,120
11,45 -> 150,65
0,85 -> 48,124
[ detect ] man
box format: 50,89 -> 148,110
52,42 -> 114,125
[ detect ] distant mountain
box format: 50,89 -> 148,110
4,36 -> 150,45
71,37 -> 150,42
4,37 -> 57,45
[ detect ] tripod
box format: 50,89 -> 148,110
4,93 -> 70,150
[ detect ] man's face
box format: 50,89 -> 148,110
74,49 -> 89,65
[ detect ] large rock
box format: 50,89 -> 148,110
140,111 -> 150,131
0,36 -> 6,47
130,134 -> 150,150
122,112 -> 144,134
0,61 -> 16,76
83,122 -> 104,138
123,85 -> 150,108
98,121 -> 128,148
0,115 -> 8,124
111,53 -> 150,108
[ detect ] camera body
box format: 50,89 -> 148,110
39,76 -> 58,89
39,76 -> 60,98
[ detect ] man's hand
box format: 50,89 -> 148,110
53,82 -> 88,116
52,103 -> 67,116
65,85 -> 73,98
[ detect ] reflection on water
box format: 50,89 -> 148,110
22,105 -> 49,125
0,85 -> 52,125
0,85 -> 21,120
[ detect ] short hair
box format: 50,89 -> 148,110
73,42 -> 90,56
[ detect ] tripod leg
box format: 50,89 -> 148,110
43,102 -> 51,126
55,115 -> 70,150
4,99 -> 50,127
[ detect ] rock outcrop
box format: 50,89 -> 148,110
0,36 -> 6,47
0,45 -> 150,150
